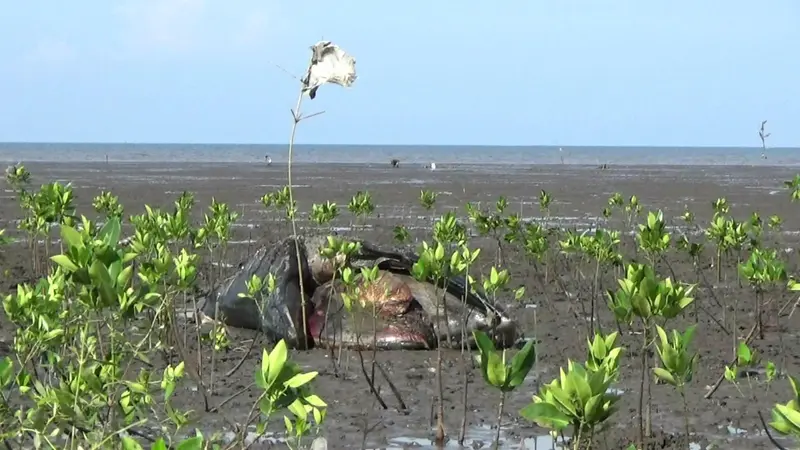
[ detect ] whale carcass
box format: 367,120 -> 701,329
200,236 -> 520,350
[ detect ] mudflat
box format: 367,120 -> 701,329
2,161 -> 800,449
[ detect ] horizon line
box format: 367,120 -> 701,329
0,141 -> 797,149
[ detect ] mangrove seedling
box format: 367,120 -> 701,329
581,229 -> 623,335
472,330 -> 536,450
785,174 -> 800,202
712,197 -> 730,217
724,341 -> 761,398
585,331 -> 624,383
262,185 -> 296,222
419,189 -> 437,211
652,325 -> 699,447
739,248 -> 786,340
433,211 -> 467,247
4,162 -> 31,192
93,190 -> 125,220
249,339 -> 328,448
465,198 -> 508,265
636,210 -> 671,266
606,263 -> 695,447
411,239 -> 452,445
348,190 -> 375,231
538,189 -> 553,217
520,355 -> 623,450
624,195 -> 642,230
768,374 -> 800,441
310,201 -> 339,227
392,224 -> 411,244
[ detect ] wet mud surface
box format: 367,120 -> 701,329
3,162 -> 800,449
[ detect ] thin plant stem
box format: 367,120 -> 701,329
494,390 -> 505,450
638,320 -> 648,449
287,66 -> 311,350
680,387 -> 690,448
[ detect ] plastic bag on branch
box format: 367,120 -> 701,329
302,41 -> 357,100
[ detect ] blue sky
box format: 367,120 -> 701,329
0,1 -> 797,147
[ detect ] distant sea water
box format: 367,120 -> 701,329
0,142 -> 798,167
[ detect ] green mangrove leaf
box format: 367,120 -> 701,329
655,325 -> 669,350
60,225 -> 84,250
89,260 -> 116,305
485,351 -> 506,388
569,369 -> 592,407
267,340 -> 288,387
546,384 -> 577,418
50,254 -> 79,272
121,436 -> 144,450
653,368 -> 677,387
285,371 -> 318,389
506,339 -> 536,390
175,435 -> 204,450
304,394 -> 327,408
584,393 -> 603,423
770,407 -> 795,434
520,402 -> 571,431
98,217 -> 121,245
737,341 -> 751,365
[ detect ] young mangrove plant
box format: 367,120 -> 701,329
767,374 -> 800,443
419,189 -> 437,225
392,224 -> 411,244
636,210 -> 671,269
447,241 -> 481,445
739,248 -> 786,342
472,330 -> 535,450
348,190 -> 375,231
521,332 -> 624,450
310,201 -> 339,231
606,263 -> 695,448
652,325 -> 699,448
785,174 -> 800,203
466,197 -> 508,266
411,239 -> 450,445
282,41 -> 357,355
93,190 -> 125,220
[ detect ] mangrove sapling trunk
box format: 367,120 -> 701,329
351,309 -> 387,408
638,319 -> 650,448
590,258 -> 601,336
354,332 -> 388,409
680,387 -> 690,449
370,302 -> 379,394
440,277 -> 453,347
209,301 -> 222,396
373,361 -> 408,411
430,275 -> 447,445
756,288 -> 764,339
167,310 -> 211,412
324,274 -> 341,376
494,390 -> 505,450
459,265 -> 472,445
285,60 -> 315,351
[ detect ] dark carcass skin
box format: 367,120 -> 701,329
200,236 -> 520,350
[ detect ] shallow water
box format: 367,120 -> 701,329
3,142 -> 800,166
369,425 -> 566,450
